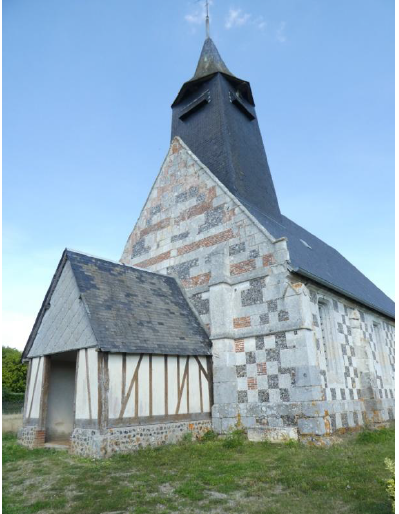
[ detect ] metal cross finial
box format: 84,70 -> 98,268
205,0 -> 210,38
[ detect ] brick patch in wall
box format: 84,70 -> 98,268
263,254 -> 275,267
140,218 -> 171,238
234,317 -> 251,329
177,229 -> 234,256
135,251 -> 171,269
230,259 -> 256,276
34,430 -> 46,448
182,273 -> 211,288
248,377 -> 258,390
257,362 -> 267,375
235,339 -> 245,352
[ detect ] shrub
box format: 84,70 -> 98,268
181,432 -> 193,444
385,458 -> 395,512
222,429 -> 246,449
2,347 -> 27,393
200,430 -> 218,442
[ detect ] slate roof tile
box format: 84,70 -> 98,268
23,250 -> 211,359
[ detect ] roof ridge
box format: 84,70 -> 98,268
65,248 -> 169,278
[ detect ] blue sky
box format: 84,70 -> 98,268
3,0 -> 394,350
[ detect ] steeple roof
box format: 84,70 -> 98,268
191,37 -> 235,81
172,37 -> 253,106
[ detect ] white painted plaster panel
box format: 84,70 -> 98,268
87,348 -> 98,419
25,358 -> 39,417
167,356 -> 178,415
27,357 -> 44,419
124,355 -> 141,418
178,356 -> 188,415
152,355 -> 165,416
108,354 -> 122,419
189,357 -> 201,414
138,356 -> 150,417
199,356 -> 210,413
28,261 -> 97,358
75,348 -> 98,420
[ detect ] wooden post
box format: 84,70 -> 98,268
97,352 -> 109,432
206,356 -> 214,408
23,360 -> 32,423
38,356 -> 51,432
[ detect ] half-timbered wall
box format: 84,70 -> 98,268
107,353 -> 212,426
24,356 -> 45,423
75,348 -> 99,423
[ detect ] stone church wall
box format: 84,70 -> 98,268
120,138 -> 394,441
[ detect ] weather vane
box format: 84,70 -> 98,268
205,0 -> 210,38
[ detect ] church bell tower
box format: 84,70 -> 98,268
171,30 -> 282,224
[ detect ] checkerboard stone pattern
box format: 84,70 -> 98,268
361,317 -> 395,401
235,333 -> 296,407
383,322 -> 395,380
309,294 -> 361,403
307,290 -> 395,429
335,310 -> 361,401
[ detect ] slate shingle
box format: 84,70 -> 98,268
24,250 -> 211,359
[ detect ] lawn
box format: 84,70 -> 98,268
2,427 -> 395,514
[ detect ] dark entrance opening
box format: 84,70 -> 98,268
45,350 -> 77,444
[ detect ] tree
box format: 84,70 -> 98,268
2,346 -> 27,393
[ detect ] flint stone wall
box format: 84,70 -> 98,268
121,138 -> 395,438
71,419 -> 212,458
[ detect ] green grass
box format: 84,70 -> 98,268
2,427 -> 394,514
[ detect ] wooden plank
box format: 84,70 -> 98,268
38,356 -> 51,431
97,352 -> 103,430
198,364 -> 203,413
85,349 -> 92,420
177,356 -> 180,403
28,357 -> 42,420
72,351 -> 80,427
23,360 -> 32,422
97,352 -> 109,431
187,356 -> 190,413
164,355 -> 168,416
119,354 -> 143,419
103,353 -> 109,428
206,356 -> 214,408
175,357 -> 189,415
106,411 -> 211,428
194,356 -> 209,381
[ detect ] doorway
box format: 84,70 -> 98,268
45,351 -> 77,443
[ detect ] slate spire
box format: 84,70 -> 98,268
192,37 -> 235,81
171,32 -> 282,223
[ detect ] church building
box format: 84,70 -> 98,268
19,21 -> 394,457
